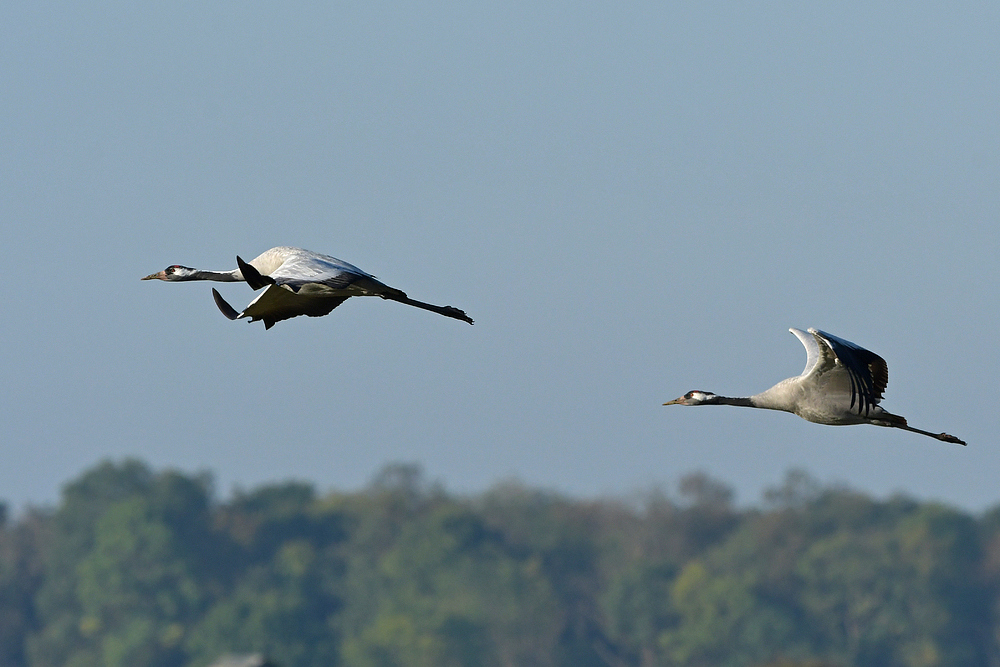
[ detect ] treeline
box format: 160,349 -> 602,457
2,460 -> 1000,667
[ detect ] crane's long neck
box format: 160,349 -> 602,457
711,395 -> 756,408
185,269 -> 244,282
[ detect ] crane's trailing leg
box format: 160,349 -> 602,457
893,422 -> 966,445
381,293 -> 474,324
871,411 -> 966,445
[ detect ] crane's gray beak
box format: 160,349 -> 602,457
141,271 -> 165,280
663,397 -> 683,406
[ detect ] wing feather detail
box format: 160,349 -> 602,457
809,328 -> 888,416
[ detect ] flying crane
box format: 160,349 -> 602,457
663,328 -> 965,445
142,246 -> 473,329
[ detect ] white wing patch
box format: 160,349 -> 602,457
789,328 -> 824,378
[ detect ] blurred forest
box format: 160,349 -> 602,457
2,460 -> 1000,667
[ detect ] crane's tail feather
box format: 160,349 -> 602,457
236,256 -> 275,290
212,289 -> 242,320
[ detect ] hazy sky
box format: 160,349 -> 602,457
3,2 -> 998,512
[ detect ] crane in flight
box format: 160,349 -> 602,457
663,327 -> 966,445
142,246 -> 473,329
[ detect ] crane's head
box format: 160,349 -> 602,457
141,265 -> 198,281
663,390 -> 717,406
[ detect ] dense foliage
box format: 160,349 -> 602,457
2,460 -> 999,667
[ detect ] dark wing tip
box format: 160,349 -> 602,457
212,288 -> 241,320
236,256 -> 274,290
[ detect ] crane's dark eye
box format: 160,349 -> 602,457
166,266 -> 177,274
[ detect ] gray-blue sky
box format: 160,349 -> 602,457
2,2 -> 997,511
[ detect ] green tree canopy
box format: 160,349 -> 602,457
1,460 -> 997,667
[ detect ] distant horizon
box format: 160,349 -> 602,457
5,456 -> 990,519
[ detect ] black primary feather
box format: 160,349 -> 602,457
815,329 -> 888,416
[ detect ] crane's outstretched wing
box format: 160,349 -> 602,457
809,328 -> 888,416
238,252 -> 374,293
213,287 -> 348,330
